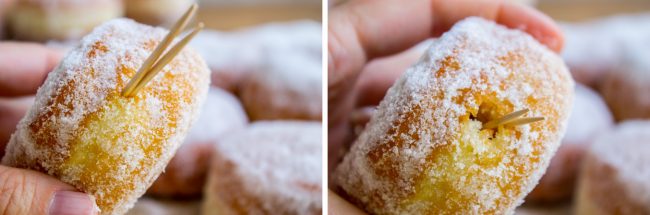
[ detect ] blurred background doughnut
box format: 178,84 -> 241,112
6,0 -> 123,41
239,46 -> 322,121
203,121 -> 322,214
125,0 -> 195,27
575,121 -> 650,215
600,42 -> 650,121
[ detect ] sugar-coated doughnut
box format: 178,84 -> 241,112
239,51 -> 322,121
575,121 -> 650,215
148,87 -> 248,198
600,42 -> 650,121
124,0 -> 194,27
561,13 -> 650,87
7,0 -> 123,41
203,121 -> 322,215
334,17 -> 574,214
189,21 -> 321,93
189,30 -> 265,92
1,19 -> 210,214
526,84 -> 613,203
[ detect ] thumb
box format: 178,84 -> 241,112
0,165 -> 98,215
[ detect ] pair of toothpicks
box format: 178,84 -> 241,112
482,109 -> 544,129
122,3 -> 204,97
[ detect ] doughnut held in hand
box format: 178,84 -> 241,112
334,17 -> 574,215
2,18 -> 210,214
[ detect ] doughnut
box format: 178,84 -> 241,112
575,121 -> 650,215
333,17 -> 574,214
189,21 -> 321,93
147,87 -> 248,198
189,30 -> 265,92
561,13 -> 650,87
1,18 -> 210,214
526,84 -> 613,203
203,121 -> 322,215
124,0 -> 194,27
600,42 -> 650,121
7,0 -> 123,41
239,49 -> 322,121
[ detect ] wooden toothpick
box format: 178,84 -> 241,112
482,109 -> 544,129
122,3 -> 202,97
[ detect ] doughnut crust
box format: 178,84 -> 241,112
526,84 -> 612,203
147,88 -> 248,198
203,121 -> 322,215
2,19 -> 210,214
575,121 -> 650,215
334,17 -> 573,214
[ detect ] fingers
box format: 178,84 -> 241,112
0,97 -> 34,156
328,190 -> 366,215
354,44 -> 426,107
0,165 -> 98,215
0,42 -> 62,97
329,0 -> 563,87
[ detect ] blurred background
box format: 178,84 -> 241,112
0,0 -> 322,214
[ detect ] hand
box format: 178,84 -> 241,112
0,42 -> 98,215
328,0 -> 564,213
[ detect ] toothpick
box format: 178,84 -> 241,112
127,23 -> 204,96
482,109 -> 544,129
482,109 -> 529,129
502,117 -> 545,127
121,3 -> 200,97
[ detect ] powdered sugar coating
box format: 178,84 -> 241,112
240,48 -> 322,121
148,87 -> 248,197
561,13 -> 650,87
600,39 -> 650,121
526,84 -> 612,203
203,121 -> 322,215
189,20 -> 321,92
334,17 -> 573,214
2,18 -> 210,214
576,121 -> 650,214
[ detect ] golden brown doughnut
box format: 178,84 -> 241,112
526,84 -> 613,203
1,18 -> 210,214
147,87 -> 248,198
334,17 -> 574,214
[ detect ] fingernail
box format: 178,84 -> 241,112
49,191 -> 99,215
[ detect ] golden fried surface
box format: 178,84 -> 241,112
2,19 -> 209,214
334,17 -> 573,215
